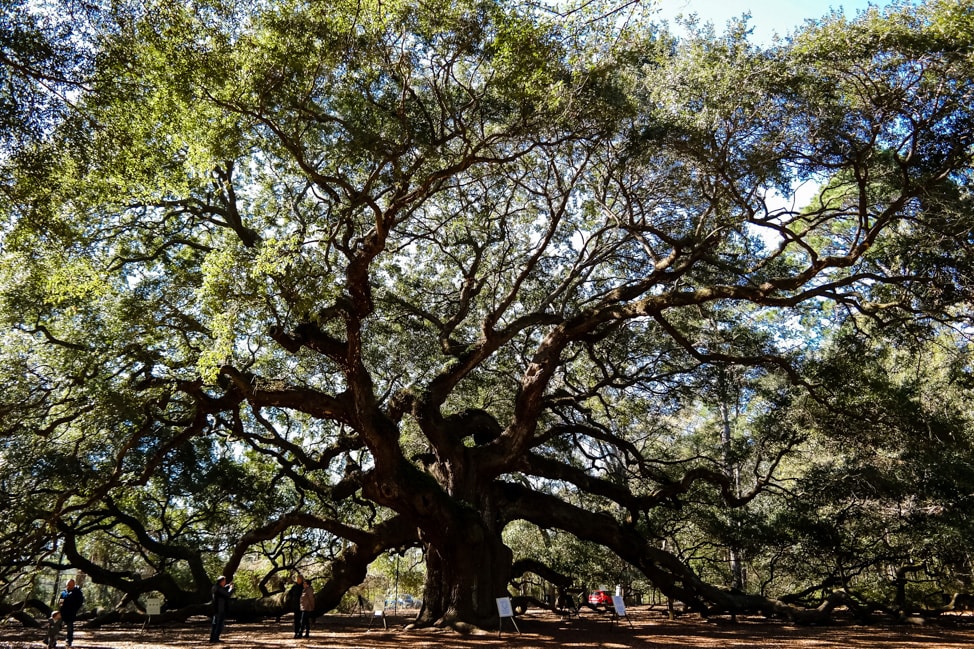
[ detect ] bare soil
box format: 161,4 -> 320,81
4,608 -> 974,649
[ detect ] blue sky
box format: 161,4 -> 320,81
653,0 -> 901,43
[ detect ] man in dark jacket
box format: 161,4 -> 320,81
286,574 -> 304,638
209,576 -> 234,643
58,579 -> 84,647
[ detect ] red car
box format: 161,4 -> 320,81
588,590 -> 611,606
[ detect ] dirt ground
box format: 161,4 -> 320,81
4,608 -> 974,649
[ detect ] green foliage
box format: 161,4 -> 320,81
3,0 -> 974,624
0,0 -> 84,147
369,548 -> 425,600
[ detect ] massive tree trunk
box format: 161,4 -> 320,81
358,407 -> 519,630
416,505 -> 513,629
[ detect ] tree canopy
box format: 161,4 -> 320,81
2,0 -> 974,630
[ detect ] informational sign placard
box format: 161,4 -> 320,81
145,597 -> 163,616
611,595 -> 626,616
495,597 -> 514,618
368,604 -> 387,630
141,595 -> 163,634
611,595 -> 633,627
495,597 -> 520,635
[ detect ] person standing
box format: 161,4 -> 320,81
58,578 -> 84,647
209,576 -> 234,643
46,610 -> 63,649
298,578 -> 315,639
286,574 -> 304,638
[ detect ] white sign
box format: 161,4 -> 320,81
495,597 -> 514,618
145,597 -> 163,616
611,595 -> 626,616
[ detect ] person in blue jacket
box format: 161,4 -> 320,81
58,578 -> 84,647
